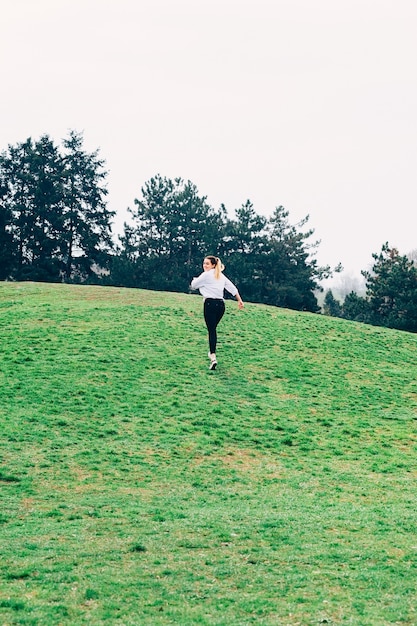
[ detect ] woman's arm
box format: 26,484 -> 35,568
224,276 -> 244,309
235,292 -> 244,309
190,273 -> 205,290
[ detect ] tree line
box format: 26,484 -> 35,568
0,131 -> 113,283
1,132 -> 416,331
112,174 -> 333,312
323,244 -> 417,333
0,132 -> 332,312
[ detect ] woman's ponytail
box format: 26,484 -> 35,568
214,257 -> 225,280
206,255 -> 225,280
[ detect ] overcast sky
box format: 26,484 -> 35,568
2,0 -> 417,284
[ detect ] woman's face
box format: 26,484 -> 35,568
203,258 -> 215,272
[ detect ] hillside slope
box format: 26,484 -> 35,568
1,282 -> 417,625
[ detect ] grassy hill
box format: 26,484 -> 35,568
1,282 -> 417,626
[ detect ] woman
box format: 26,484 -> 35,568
190,256 -> 244,370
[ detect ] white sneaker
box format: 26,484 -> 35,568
209,359 -> 217,371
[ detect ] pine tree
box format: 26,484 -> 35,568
61,131 -> 114,282
118,175 -> 225,291
0,131 -> 114,282
363,243 -> 417,332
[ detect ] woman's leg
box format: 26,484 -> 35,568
203,300 -> 225,355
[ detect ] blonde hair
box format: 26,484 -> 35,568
205,256 -> 224,280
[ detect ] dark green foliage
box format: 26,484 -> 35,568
60,131 -> 114,282
114,174 -> 226,292
342,291 -> 373,324
225,203 -> 331,312
0,181 -> 14,279
1,132 -> 332,311
364,243 -> 417,332
323,289 -> 342,317
0,136 -> 65,281
114,182 -> 329,313
258,206 -> 328,311
337,243 -> 417,332
219,199 -> 269,301
0,132 -> 114,282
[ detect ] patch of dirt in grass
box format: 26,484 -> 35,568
70,466 -> 102,483
386,547 -> 406,558
21,498 -> 36,510
116,485 -> 162,501
219,449 -> 265,471
191,448 -> 286,479
190,448 -> 259,471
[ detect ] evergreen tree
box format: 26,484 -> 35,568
114,176 -> 336,312
0,136 -> 64,280
323,290 -> 342,317
117,175 -> 225,291
0,167 -> 15,278
363,243 -> 417,332
341,291 -> 372,323
61,131 -> 114,282
221,200 -> 268,297
0,131 -> 114,283
261,206 -> 330,311
220,203 -> 330,311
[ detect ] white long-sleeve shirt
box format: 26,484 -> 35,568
190,269 -> 238,300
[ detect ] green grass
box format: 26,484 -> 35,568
1,281 -> 417,625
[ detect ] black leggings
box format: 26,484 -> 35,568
203,298 -> 225,354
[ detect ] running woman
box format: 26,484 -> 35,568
190,256 -> 244,370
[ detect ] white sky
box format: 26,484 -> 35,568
2,0 -> 417,283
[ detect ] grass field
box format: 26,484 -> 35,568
1,281 -> 417,626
